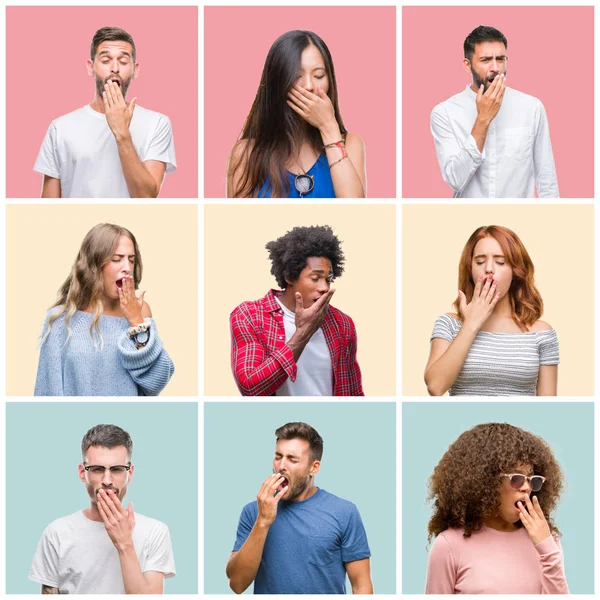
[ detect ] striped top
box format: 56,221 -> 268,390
431,314 -> 559,396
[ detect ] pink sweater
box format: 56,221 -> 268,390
425,526 -> 568,594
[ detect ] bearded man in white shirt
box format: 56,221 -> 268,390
34,27 -> 177,198
430,25 -> 559,198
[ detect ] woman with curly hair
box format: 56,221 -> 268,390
35,223 -> 174,396
426,423 -> 568,594
226,30 -> 366,198
425,225 -> 558,396
229,224 -> 363,396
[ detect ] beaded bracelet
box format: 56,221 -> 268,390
329,156 -> 349,169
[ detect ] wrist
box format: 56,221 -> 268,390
320,124 -> 342,146
116,540 -> 135,554
474,115 -> 491,129
115,131 -> 133,145
255,517 -> 273,530
127,315 -> 144,327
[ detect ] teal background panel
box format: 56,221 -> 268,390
204,402 -> 396,594
402,402 -> 594,594
6,402 -> 198,594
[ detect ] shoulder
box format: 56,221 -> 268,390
51,106 -> 90,128
344,132 -> 365,151
230,298 -> 262,320
229,138 -> 254,163
134,105 -> 171,126
435,313 -> 461,328
328,305 -> 356,332
430,528 -> 465,554
529,319 -> 553,332
317,489 -> 359,514
42,512 -> 83,537
134,512 -> 169,533
240,500 -> 259,517
506,87 -> 543,107
431,90 -> 465,117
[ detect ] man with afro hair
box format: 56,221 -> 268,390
230,225 -> 363,396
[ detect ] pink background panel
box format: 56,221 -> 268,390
402,6 -> 593,198
205,6 -> 396,198
7,6 -> 198,198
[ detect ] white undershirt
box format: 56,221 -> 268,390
275,298 -> 333,396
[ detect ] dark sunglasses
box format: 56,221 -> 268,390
294,173 -> 314,198
501,473 -> 546,492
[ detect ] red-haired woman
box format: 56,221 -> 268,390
424,226 -> 558,396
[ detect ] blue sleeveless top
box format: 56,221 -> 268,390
258,154 -> 335,198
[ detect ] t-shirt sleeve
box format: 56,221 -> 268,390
340,504 -> 371,563
143,522 -> 176,579
232,504 -> 257,552
144,115 -> 177,173
29,525 -> 60,588
425,533 -> 457,594
539,330 -> 560,365
34,122 -> 61,179
430,314 -> 455,344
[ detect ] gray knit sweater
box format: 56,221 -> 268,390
34,309 -> 174,396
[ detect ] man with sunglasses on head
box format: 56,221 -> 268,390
29,424 -> 175,594
230,225 -> 364,397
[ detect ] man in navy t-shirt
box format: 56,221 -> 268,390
226,422 -> 373,594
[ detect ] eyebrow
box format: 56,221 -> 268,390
473,254 -> 505,259
479,55 -> 506,60
312,67 -> 326,72
112,253 -> 136,257
99,50 -> 131,58
275,452 -> 300,459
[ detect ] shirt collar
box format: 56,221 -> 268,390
261,289 -> 285,314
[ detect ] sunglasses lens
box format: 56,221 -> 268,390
510,475 -> 526,489
530,476 -> 544,492
295,174 -> 313,194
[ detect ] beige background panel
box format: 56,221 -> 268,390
402,204 -> 594,396
7,204 -> 198,396
205,204 -> 396,396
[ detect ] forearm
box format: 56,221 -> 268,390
536,538 -> 569,594
227,522 -> 270,594
116,135 -> 159,198
321,126 -> 365,198
118,544 -> 160,594
425,326 -> 478,396
471,116 -> 491,153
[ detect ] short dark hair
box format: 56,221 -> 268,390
265,225 -> 345,289
81,424 -> 133,460
275,422 -> 324,462
91,26 -> 136,63
464,25 -> 507,61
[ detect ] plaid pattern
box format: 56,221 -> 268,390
230,289 -> 364,396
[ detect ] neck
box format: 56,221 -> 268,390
289,482 -> 318,503
491,293 -> 513,317
89,94 -> 106,114
83,502 -> 103,522
279,287 -> 298,312
484,515 -> 519,532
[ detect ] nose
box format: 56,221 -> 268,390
317,279 -> 330,293
485,258 -> 495,275
101,469 -> 114,485
299,74 -> 314,92
110,59 -> 120,73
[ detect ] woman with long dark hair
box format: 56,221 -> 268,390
35,223 -> 174,396
227,30 -> 366,198
426,423 -> 568,594
424,225 -> 559,396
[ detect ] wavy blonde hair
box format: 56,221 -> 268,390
453,225 -> 543,331
43,223 -> 142,345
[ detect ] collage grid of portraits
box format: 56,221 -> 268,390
0,0 -> 599,597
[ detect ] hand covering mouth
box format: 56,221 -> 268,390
107,77 -> 122,87
514,495 -> 529,509
116,277 -> 125,289
277,476 -> 290,492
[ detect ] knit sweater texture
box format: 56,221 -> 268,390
34,309 -> 174,396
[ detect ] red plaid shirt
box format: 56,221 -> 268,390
230,289 -> 364,396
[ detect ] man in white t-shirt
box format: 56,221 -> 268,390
29,424 -> 176,594
34,26 -> 177,198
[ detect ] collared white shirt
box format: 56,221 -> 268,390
430,85 -> 559,198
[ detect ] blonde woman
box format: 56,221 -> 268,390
35,223 -> 174,396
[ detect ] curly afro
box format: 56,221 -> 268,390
265,225 -> 345,288
427,423 -> 564,542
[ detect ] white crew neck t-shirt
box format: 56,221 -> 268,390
29,510 -> 176,593
34,104 -> 177,198
275,298 -> 333,396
